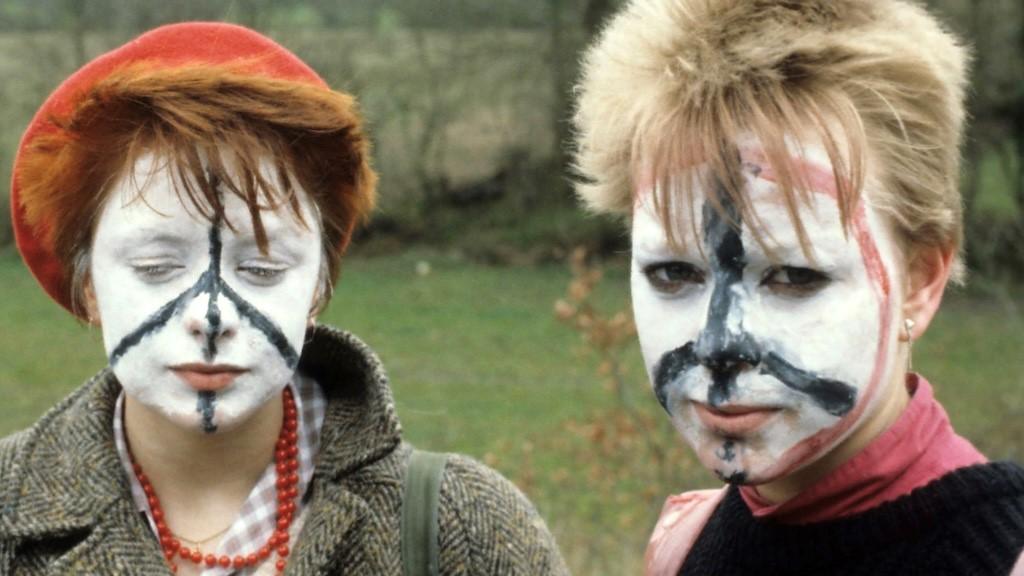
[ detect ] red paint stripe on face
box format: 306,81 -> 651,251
739,145 -> 893,479
739,146 -> 890,299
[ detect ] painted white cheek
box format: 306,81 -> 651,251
239,293 -> 303,356
630,266 -> 665,376
93,268 -> 162,360
630,209 -> 705,379
630,266 -> 709,385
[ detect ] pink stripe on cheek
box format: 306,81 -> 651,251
740,147 -> 840,200
738,146 -> 890,298
735,146 -> 895,478
853,213 -> 891,298
634,181 -> 654,210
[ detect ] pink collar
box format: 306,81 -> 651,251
740,374 -> 986,524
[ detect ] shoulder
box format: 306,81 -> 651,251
436,454 -> 568,576
645,487 -> 728,576
0,429 -> 31,483
914,462 -> 1024,574
0,372 -> 119,507
928,461 -> 1024,517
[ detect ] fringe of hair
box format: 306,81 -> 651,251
573,0 -> 968,279
18,62 -> 377,314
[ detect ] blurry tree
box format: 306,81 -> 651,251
927,0 -> 1024,281
583,0 -> 617,36
0,0 -> 1020,284
60,0 -> 86,66
548,0 -> 624,200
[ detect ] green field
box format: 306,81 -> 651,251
1,248 -> 1022,574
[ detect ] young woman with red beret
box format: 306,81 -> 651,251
1,22 -> 567,576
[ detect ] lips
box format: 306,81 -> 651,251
693,402 -> 781,436
171,363 -> 247,392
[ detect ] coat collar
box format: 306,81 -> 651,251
0,325 -> 402,542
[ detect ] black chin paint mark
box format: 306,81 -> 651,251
716,440 -> 736,462
650,168 -> 858,418
197,391 -> 217,433
109,210 -> 297,371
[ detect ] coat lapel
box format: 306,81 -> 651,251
282,326 -> 404,574
41,498 -> 168,575
284,479 -> 381,574
0,371 -> 172,574
0,326 -> 402,575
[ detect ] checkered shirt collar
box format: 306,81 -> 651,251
113,373 -> 326,575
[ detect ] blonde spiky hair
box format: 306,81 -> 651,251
573,0 -> 970,276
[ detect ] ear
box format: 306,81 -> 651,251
83,280 -> 101,326
901,244 -> 954,341
308,256 -> 332,326
306,283 -> 325,329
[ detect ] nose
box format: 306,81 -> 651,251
696,330 -> 760,373
694,284 -> 760,375
182,291 -> 239,358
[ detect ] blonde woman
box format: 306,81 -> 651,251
574,1 -> 1024,574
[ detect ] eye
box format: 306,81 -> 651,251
642,262 -> 706,295
130,262 -> 184,283
237,263 -> 287,285
761,266 -> 831,296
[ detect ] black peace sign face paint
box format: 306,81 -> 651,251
90,153 -> 322,433
632,141 -> 896,485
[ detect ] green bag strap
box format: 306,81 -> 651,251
401,450 -> 449,576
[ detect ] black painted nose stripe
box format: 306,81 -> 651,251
649,167 -> 858,419
108,222 -> 298,370
204,221 -> 223,360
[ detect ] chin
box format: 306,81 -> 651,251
126,376 -> 281,434
212,391 -> 277,429
692,438 -> 766,486
686,426 -> 810,487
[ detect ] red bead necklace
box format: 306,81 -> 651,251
131,388 -> 300,574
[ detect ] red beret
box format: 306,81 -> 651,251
11,22 -> 328,313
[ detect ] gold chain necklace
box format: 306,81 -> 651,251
174,524 -> 233,548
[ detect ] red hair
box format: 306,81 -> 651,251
12,23 -> 377,315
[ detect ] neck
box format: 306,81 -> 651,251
124,390 -> 283,537
756,359 -> 911,504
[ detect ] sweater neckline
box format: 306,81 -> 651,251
706,462 -> 1024,572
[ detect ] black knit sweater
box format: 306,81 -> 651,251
679,462 -> 1024,576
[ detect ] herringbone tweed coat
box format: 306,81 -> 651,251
0,325 -> 569,575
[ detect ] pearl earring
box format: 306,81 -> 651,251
904,318 -> 916,372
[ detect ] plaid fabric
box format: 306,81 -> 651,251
113,373 -> 326,575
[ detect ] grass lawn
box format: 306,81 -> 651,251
1,247 -> 1021,574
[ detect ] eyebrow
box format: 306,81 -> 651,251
632,236 -> 704,263
113,229 -> 195,249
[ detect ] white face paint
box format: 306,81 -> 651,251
631,142 -> 901,485
90,153 -> 322,433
